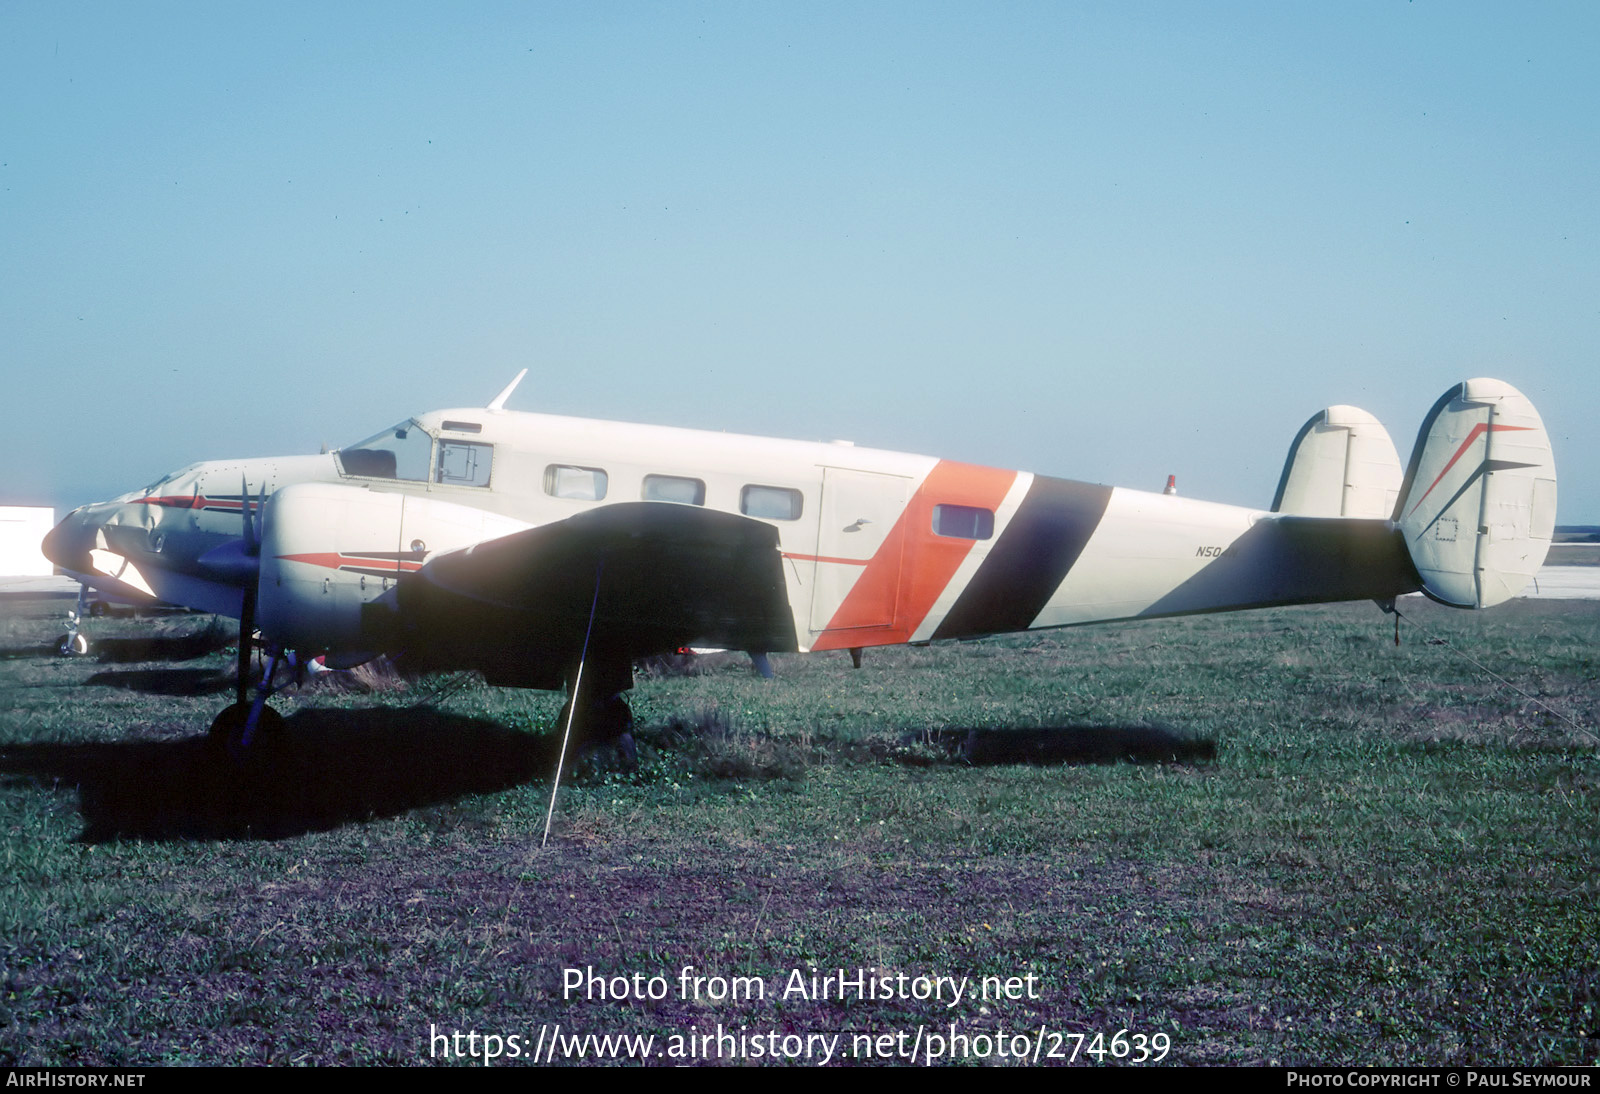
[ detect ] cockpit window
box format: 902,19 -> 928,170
113,468 -> 183,504
336,421 -> 433,481
137,472 -> 177,496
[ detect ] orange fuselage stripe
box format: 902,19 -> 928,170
810,460 -> 1017,651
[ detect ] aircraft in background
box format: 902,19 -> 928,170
41,374 -> 1556,752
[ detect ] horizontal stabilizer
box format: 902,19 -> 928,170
1272,405 -> 1401,519
1396,378 -> 1556,608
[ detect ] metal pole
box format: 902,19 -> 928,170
542,560 -> 605,849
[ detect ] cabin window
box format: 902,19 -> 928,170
545,464 -> 608,501
336,421 -> 432,482
740,484 -> 803,521
436,441 -> 493,487
642,474 -> 706,506
932,504 -> 994,540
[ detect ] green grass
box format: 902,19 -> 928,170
0,595 -> 1595,1065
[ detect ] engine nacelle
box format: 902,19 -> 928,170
257,483 -> 530,661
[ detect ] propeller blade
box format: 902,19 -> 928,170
240,475 -> 258,557
253,480 -> 266,553
236,589 -> 255,708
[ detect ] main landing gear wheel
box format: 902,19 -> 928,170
558,693 -> 636,766
208,701 -> 285,760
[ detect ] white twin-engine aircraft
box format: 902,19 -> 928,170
43,373 -> 1555,751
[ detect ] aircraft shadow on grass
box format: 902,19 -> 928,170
1,705 -> 1212,843
2,710 -> 1219,842
83,667 -> 236,696
86,629 -> 232,664
0,709 -> 557,842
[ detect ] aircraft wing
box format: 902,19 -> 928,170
394,502 -> 797,689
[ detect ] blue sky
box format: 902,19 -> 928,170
3,2 -> 1595,519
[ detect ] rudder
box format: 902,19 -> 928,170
1395,378 -> 1556,608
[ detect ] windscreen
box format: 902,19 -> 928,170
335,421 -> 433,481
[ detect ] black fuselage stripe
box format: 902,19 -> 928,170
931,476 -> 1112,640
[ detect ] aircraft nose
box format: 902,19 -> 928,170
40,509 -> 96,573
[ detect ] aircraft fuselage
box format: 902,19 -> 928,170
45,403 -> 1421,667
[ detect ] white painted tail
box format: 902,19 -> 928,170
1395,379 -> 1557,608
1272,405 -> 1403,519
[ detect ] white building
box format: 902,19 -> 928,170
0,507 -> 56,576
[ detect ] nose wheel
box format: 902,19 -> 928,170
208,614 -> 290,760
56,586 -> 92,656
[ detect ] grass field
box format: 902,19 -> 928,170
1,593 -> 1595,1066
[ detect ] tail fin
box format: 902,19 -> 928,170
1395,378 -> 1556,608
1272,405 -> 1402,519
